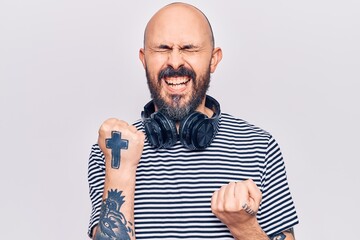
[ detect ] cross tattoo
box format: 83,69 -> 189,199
105,131 -> 129,169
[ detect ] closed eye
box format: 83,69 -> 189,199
181,44 -> 199,52
155,44 -> 172,52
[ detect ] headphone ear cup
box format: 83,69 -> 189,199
179,112 -> 205,150
192,118 -> 217,149
151,112 -> 178,148
179,112 -> 218,150
143,118 -> 163,148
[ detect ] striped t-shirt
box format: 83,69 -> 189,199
88,113 -> 299,239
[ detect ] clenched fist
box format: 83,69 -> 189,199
211,180 -> 264,238
98,118 -> 145,171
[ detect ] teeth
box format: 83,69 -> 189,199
165,77 -> 190,86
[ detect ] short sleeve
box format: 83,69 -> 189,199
87,144 -> 105,238
258,135 -> 299,236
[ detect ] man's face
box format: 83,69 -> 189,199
145,60 -> 211,121
140,5 -> 218,121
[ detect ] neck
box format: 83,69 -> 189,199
196,97 -> 214,118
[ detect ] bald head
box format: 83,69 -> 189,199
143,2 -> 215,49
139,2 -> 223,121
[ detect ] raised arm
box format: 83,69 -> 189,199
211,180 -> 295,240
93,118 -> 145,240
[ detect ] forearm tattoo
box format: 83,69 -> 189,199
105,131 -> 128,169
95,189 -> 134,240
269,228 -> 295,240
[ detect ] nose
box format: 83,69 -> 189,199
167,49 -> 185,70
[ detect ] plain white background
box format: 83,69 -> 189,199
1,0 -> 359,239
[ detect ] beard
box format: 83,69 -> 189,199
146,65 -> 211,121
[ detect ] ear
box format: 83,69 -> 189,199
139,48 -> 146,69
210,47 -> 223,73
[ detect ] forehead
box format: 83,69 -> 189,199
145,4 -> 212,46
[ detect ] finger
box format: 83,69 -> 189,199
137,130 -> 146,142
234,181 -> 254,215
223,182 -> 238,211
128,125 -> 138,133
211,190 -> 219,212
242,202 -> 257,216
98,118 -> 127,134
216,184 -> 228,211
234,181 -> 249,207
224,182 -> 236,198
244,179 -> 262,209
219,184 -> 229,201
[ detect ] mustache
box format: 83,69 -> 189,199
158,66 -> 196,81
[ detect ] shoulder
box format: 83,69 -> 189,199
219,113 -> 272,139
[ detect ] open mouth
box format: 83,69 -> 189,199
164,77 -> 191,89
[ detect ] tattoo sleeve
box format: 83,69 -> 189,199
94,189 -> 134,240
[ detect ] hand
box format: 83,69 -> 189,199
98,118 -> 145,170
211,180 -> 262,229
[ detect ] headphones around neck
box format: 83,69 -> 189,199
141,95 -> 221,150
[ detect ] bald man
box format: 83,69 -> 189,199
88,3 -> 299,240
